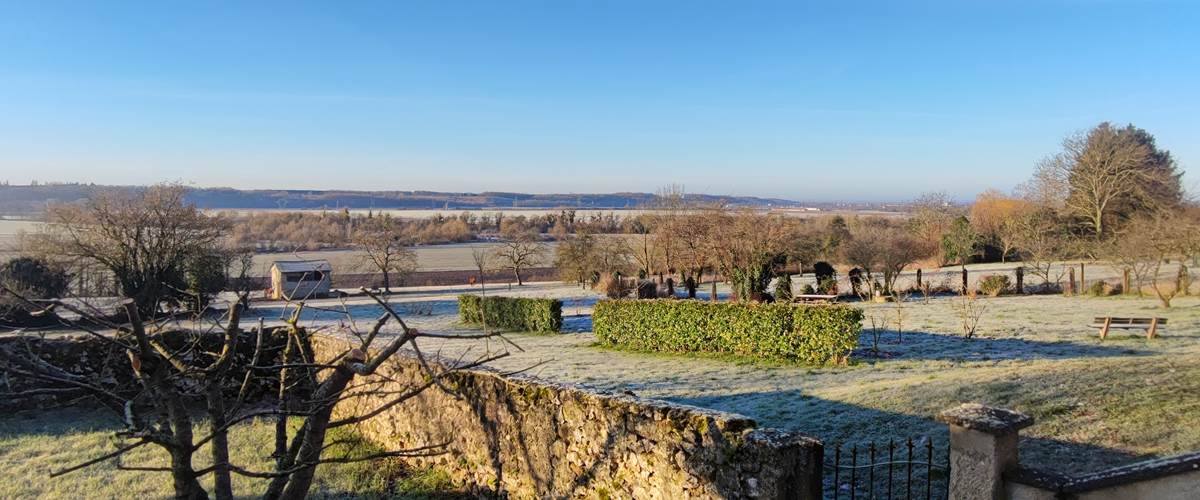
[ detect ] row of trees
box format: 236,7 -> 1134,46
552,123 -> 1195,306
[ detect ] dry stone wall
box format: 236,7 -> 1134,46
313,336 -> 823,499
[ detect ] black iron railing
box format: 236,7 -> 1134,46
826,437 -> 948,500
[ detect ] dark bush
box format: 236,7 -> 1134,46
636,280 -> 657,299
593,299 -> 862,364
458,294 -> 563,333
813,261 -> 837,294
1,257 -> 69,325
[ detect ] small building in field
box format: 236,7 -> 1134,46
269,260 -> 333,300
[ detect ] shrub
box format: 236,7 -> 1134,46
1089,280 -> 1118,297
978,274 -> 1011,297
596,274 -> 631,299
0,257 -> 69,325
458,294 -> 563,333
801,284 -> 817,295
593,300 -> 862,364
636,280 -> 657,299
774,273 -> 794,302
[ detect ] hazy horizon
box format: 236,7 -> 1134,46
1,1 -> 1197,200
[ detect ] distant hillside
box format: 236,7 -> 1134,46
0,184 -> 803,215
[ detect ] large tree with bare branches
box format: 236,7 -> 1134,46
353,216 -> 418,293
1030,123 -> 1183,238
30,185 -> 230,316
493,227 -> 547,286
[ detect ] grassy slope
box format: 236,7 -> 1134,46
0,408 -> 461,499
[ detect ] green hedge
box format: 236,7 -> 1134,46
458,294 -> 563,333
593,300 -> 862,364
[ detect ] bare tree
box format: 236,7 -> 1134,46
1138,213 -> 1200,307
954,290 -> 987,339
471,245 -> 492,293
30,184 -> 229,316
1031,123 -> 1182,238
1010,209 -> 1069,285
494,228 -> 546,286
843,219 -> 929,296
353,216 -> 418,293
0,285 -> 515,500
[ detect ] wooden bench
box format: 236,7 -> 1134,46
1090,317 -> 1167,339
795,294 -> 839,304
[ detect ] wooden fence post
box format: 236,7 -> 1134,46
1067,266 -> 1076,295
1015,267 -> 1024,295
1080,263 -> 1086,292
916,268 -> 923,289
1123,268 -> 1131,295
961,267 -> 969,295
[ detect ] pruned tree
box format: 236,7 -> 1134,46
353,216 -> 418,293
494,227 -> 546,286
0,284 -> 516,500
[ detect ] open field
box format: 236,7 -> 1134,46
250,242 -> 558,276
242,281 -> 1200,477
0,408 -> 462,499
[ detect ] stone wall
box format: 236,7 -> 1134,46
0,328 -> 300,412
313,337 -> 823,499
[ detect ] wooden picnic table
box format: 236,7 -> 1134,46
794,294 -> 839,304
1090,316 -> 1167,339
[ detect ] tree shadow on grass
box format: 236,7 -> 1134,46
854,329 -> 1151,363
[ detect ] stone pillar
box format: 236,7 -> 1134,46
937,403 -> 1033,500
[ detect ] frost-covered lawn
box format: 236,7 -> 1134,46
0,408 -> 462,498
186,278 -> 1200,476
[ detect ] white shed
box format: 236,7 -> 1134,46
269,260 -> 333,300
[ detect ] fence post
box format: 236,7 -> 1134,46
1079,263 -> 1086,292
1014,267 -> 1024,295
1123,268 -> 1131,295
1067,267 -> 1076,295
937,404 -> 1033,500
916,268 -> 922,289
961,267 -> 969,295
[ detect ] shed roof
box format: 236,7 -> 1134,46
271,260 -> 332,273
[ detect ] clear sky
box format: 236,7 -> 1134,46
0,1 -> 1196,201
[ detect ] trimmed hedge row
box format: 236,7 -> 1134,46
593,300 -> 862,364
458,294 -> 563,333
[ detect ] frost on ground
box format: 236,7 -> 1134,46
252,277 -> 1200,476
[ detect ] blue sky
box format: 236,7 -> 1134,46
0,1 -> 1196,201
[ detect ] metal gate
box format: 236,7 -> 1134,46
825,437 -> 949,500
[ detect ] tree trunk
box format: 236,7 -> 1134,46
275,367 -> 357,499
381,270 -> 391,293
166,391 -> 205,500
206,385 -> 233,500
514,267 -> 523,286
